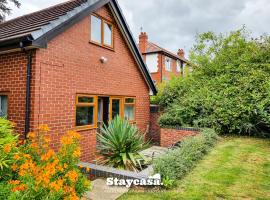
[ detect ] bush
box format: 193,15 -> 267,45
97,116 -> 149,171
0,123 -> 91,200
158,28 -> 270,137
154,129 -> 218,182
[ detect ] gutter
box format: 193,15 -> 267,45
21,43 -> 33,139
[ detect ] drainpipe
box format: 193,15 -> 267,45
22,44 -> 33,139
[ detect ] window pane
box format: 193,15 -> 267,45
91,15 -> 102,44
177,61 -> 181,72
104,22 -> 112,46
165,57 -> 171,71
125,98 -> 135,104
112,99 -> 120,119
124,105 -> 134,121
76,106 -> 94,126
78,96 -> 94,103
0,96 -> 8,117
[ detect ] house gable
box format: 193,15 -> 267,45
0,0 -> 156,95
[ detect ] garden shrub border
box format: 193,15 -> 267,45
153,129 -> 219,182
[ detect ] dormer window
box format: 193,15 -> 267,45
90,15 -> 114,48
165,57 -> 172,71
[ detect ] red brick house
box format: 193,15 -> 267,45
0,0 -> 157,162
139,32 -> 190,84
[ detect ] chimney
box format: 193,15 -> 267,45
177,49 -> 185,58
139,32 -> 148,54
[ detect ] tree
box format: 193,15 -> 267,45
0,0 -> 21,22
158,27 -> 270,137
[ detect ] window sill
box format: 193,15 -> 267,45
75,125 -> 97,132
89,41 -> 115,52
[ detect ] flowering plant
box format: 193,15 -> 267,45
0,122 -> 91,200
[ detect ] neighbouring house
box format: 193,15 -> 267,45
0,0 -> 157,163
139,32 -> 191,84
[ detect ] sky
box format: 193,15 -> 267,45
6,0 -> 270,57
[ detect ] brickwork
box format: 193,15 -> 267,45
160,128 -> 198,147
0,5 -> 151,163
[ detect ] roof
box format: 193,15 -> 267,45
0,0 -> 88,42
145,42 -> 189,63
0,0 -> 157,94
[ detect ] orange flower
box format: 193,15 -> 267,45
86,167 -> 91,173
41,149 -> 55,161
63,163 -> 68,169
30,142 -> 38,149
50,179 -> 64,192
11,164 -> 18,171
61,137 -> 73,145
12,184 -> 27,192
13,154 -> 20,160
66,170 -> 78,183
9,180 -> 20,185
44,136 -> 51,143
38,124 -> 50,132
67,131 -> 81,140
3,144 -> 12,153
27,132 -> 36,139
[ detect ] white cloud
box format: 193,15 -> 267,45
6,0 -> 270,57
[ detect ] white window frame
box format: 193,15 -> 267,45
165,57 -> 172,71
176,60 -> 181,72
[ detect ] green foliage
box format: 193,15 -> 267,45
154,129 -> 218,182
162,176 -> 175,189
158,28 -> 270,136
0,118 -> 18,178
0,0 -> 21,22
97,116 -> 149,171
0,122 -> 91,200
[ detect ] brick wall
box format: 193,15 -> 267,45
160,128 -> 198,147
0,51 -> 37,135
31,5 -> 150,162
0,5 -> 151,163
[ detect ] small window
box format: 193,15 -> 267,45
91,15 -> 102,44
0,95 -> 8,117
90,15 -> 114,48
76,95 -> 97,129
165,57 -> 172,71
176,60 -> 181,72
124,97 -> 135,121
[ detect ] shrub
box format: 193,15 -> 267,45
0,118 -> 18,179
97,116 -> 149,171
0,124 -> 91,200
158,28 -> 270,137
154,129 -> 218,182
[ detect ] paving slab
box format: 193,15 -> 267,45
84,179 -> 129,200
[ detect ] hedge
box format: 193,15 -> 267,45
153,129 -> 218,181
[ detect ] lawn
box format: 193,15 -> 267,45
119,137 -> 270,200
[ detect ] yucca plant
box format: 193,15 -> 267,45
97,116 -> 149,171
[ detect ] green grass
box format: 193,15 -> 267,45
119,137 -> 270,200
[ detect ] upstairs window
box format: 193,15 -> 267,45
90,15 -> 114,48
165,57 -> 172,71
0,95 -> 8,118
91,15 -> 102,44
176,60 -> 181,72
